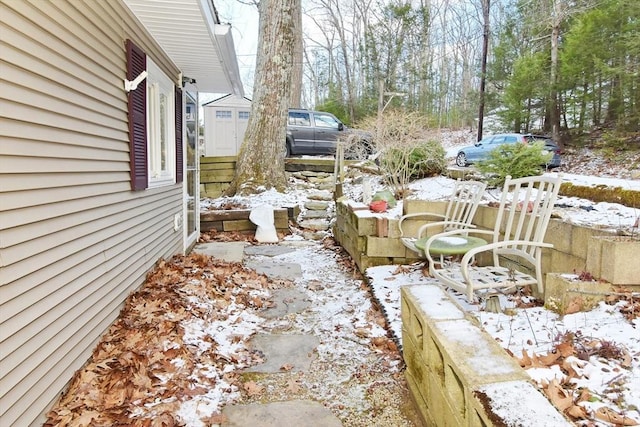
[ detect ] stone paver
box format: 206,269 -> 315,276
260,288 -> 310,319
245,334 -> 319,373
192,242 -> 247,263
222,400 -> 342,427
243,245 -> 296,257
244,259 -> 302,281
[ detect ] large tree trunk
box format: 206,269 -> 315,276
289,0 -> 303,108
549,0 -> 561,146
227,0 -> 298,195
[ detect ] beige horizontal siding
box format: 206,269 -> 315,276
0,0 -> 185,425
1,190 -> 180,280
0,171 -> 128,192
0,137 -> 129,162
0,117 -> 126,155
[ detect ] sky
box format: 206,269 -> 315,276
211,0 -> 260,100
208,0 -> 322,103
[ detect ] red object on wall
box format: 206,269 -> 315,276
369,200 -> 388,213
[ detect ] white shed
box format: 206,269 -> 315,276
203,94 -> 252,156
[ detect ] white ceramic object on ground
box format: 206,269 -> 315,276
249,205 -> 279,243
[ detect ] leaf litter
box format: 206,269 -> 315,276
46,242 -> 421,426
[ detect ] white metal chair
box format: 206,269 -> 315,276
399,179 -> 487,258
424,174 -> 563,302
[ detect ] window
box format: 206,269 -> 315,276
239,111 -> 250,120
126,39 -> 183,191
288,111 -> 310,126
313,112 -> 340,129
216,110 -> 232,119
147,58 -> 175,187
186,104 -> 194,121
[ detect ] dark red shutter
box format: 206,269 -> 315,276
126,39 -> 148,191
175,87 -> 183,183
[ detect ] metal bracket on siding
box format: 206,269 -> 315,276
124,71 -> 148,93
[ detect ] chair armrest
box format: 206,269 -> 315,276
459,240 -> 554,264
417,221 -> 476,239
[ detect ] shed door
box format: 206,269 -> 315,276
212,109 -> 236,156
236,110 -> 250,153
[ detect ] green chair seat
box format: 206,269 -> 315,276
415,235 -> 488,256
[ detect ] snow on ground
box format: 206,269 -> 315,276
365,263 -> 640,426
194,134 -> 640,425
341,173 -> 639,235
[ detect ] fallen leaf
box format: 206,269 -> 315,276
151,414 -> 176,427
202,413 -> 227,425
371,336 -> 387,349
354,328 -> 370,338
538,351 -> 561,366
564,297 -> 583,315
556,341 -> 575,358
392,265 -> 410,275
566,404 -> 589,420
286,378 -> 302,393
562,357 -> 585,379
519,349 -> 532,368
594,406 -> 639,426
74,410 -> 101,426
243,381 -> 264,397
576,388 -> 591,403
543,379 -> 574,411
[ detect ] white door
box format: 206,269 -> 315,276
185,91 -> 199,249
236,109 -> 250,153
208,109 -> 237,156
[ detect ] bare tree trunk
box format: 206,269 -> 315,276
549,0 -> 561,145
579,81 -> 588,132
477,0 -> 490,142
227,0 -> 297,195
289,0 -> 303,108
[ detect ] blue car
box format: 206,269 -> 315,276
455,133 -> 562,168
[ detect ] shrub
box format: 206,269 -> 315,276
476,141 -> 552,187
380,140 -> 446,179
355,110 -> 446,198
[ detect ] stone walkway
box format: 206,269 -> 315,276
193,241 -> 423,426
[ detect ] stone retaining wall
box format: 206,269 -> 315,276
401,285 -> 572,426
336,196 -> 636,425
200,156 -> 236,198
200,208 -> 292,234
334,199 -> 638,291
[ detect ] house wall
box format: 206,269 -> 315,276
0,1 -> 185,425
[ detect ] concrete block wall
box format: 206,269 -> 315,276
545,273 -> 614,314
401,285 -> 572,426
334,198 -> 639,288
200,208 -> 290,234
333,200 -> 422,271
586,236 -> 640,285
